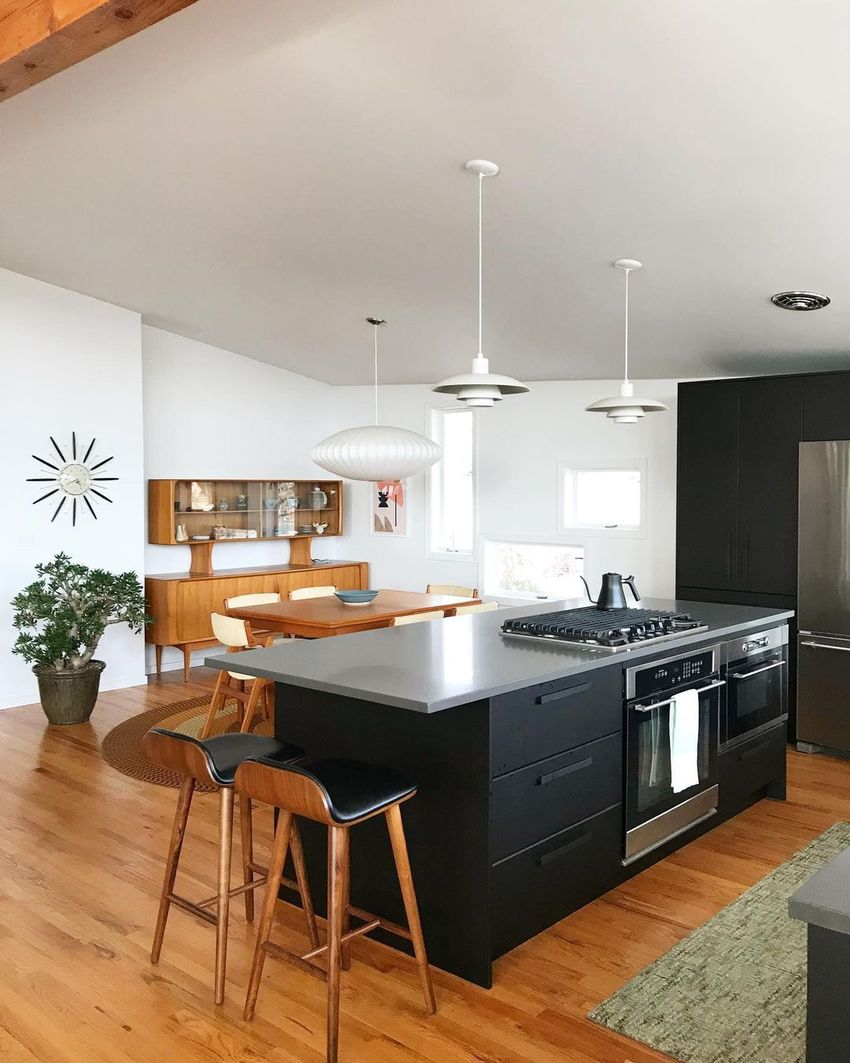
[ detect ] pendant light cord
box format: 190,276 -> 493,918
623,267 -> 630,384
478,173 -> 484,356
373,320 -> 379,426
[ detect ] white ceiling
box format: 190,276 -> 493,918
2,0 -> 850,384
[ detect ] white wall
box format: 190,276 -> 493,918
329,380 -> 679,600
142,326 -> 343,670
0,269 -> 145,710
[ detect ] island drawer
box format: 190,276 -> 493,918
718,720 -> 786,815
491,733 -> 622,862
490,665 -> 622,775
490,803 -> 623,958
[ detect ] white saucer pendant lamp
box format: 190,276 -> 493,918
432,160 -> 529,407
311,318 -> 442,481
585,259 -> 668,424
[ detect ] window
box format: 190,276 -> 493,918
559,463 -> 645,535
429,408 -> 475,556
482,540 -> 586,600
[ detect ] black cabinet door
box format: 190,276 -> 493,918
676,381 -> 740,590
736,376 -> 802,595
803,372 -> 850,441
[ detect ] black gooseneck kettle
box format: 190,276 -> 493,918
580,572 -> 642,610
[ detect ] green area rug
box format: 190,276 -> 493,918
590,821 -> 850,1063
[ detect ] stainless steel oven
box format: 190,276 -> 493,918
624,645 -> 723,864
721,628 -> 788,749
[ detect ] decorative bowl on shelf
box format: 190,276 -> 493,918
334,590 -> 379,608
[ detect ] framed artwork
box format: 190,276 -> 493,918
371,480 -> 407,536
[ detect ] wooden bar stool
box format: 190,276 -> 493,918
142,729 -> 320,1005
235,756 -> 436,1061
200,613 -> 274,738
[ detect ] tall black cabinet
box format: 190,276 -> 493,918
676,374 -> 803,733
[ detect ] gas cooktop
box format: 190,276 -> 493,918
500,606 -> 707,652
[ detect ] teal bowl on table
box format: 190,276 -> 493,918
334,590 -> 379,607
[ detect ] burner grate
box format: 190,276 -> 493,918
501,606 -> 706,651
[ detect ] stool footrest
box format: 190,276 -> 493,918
301,918 -> 380,962
167,893 -> 218,926
347,903 -> 412,942
196,875 -> 268,910
263,940 -> 328,983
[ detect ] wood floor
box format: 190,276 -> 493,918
1,670 -> 847,1063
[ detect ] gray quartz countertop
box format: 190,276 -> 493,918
206,597 -> 793,713
789,845 -> 850,935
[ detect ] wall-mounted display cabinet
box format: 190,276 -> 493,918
148,478 -> 344,572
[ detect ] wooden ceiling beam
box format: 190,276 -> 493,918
0,0 -> 199,101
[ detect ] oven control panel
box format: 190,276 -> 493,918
629,649 -> 717,700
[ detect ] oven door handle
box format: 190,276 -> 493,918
730,660 -> 785,680
633,679 -> 725,713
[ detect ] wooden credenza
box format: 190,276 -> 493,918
145,560 -> 369,681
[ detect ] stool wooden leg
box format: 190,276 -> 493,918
244,811 -> 293,1022
326,825 -> 350,1063
385,804 -> 436,1015
340,841 -> 351,971
239,795 -> 255,922
214,787 -> 234,1005
289,819 -> 320,949
151,777 -> 194,964
200,670 -> 230,739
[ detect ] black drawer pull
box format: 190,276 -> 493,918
740,739 -> 771,761
535,682 -> 591,706
536,830 -> 593,866
537,756 -> 593,786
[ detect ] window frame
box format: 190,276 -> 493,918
426,405 -> 478,562
556,459 -> 647,540
480,535 -> 587,602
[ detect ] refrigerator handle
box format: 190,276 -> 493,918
800,640 -> 850,653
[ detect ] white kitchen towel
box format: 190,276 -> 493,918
669,688 -> 700,794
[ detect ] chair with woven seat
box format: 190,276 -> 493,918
426,583 -> 478,598
236,756 -> 436,1061
391,610 -> 445,626
451,601 -> 499,616
289,585 -> 337,600
200,613 -> 274,738
142,729 -> 319,1005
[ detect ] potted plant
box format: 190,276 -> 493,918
12,553 -> 150,725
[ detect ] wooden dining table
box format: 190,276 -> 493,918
226,589 -> 481,639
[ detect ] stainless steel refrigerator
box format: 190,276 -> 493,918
798,440 -> 850,753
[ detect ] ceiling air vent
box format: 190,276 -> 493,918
770,291 -> 831,311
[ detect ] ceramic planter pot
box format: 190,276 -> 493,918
33,660 -> 106,725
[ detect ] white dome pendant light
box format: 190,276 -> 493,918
432,160 -> 530,407
311,318 -> 442,481
585,259 -> 668,424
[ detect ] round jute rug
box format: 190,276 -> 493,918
100,696 -> 273,791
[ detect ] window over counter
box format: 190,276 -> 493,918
482,540 -> 585,600
429,408 -> 476,557
558,462 -> 645,537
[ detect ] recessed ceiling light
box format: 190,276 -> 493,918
770,291 -> 831,311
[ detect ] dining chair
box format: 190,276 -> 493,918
225,592 -> 281,609
426,583 -> 478,598
225,592 -> 290,642
452,601 -> 499,616
391,611 -> 446,626
289,585 -> 337,601
200,613 -> 274,738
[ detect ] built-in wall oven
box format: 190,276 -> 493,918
624,646 -> 724,864
720,628 -> 788,749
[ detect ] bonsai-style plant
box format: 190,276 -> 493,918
12,553 -> 149,725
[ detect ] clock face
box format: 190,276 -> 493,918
59,463 -> 92,496
27,432 -> 117,525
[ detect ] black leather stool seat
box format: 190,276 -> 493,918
249,756 -> 417,823
148,728 -> 304,786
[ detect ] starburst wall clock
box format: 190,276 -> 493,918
27,432 -> 118,525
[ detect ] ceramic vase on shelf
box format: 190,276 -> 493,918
175,524 -> 188,542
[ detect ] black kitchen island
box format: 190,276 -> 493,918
208,597 -> 792,988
